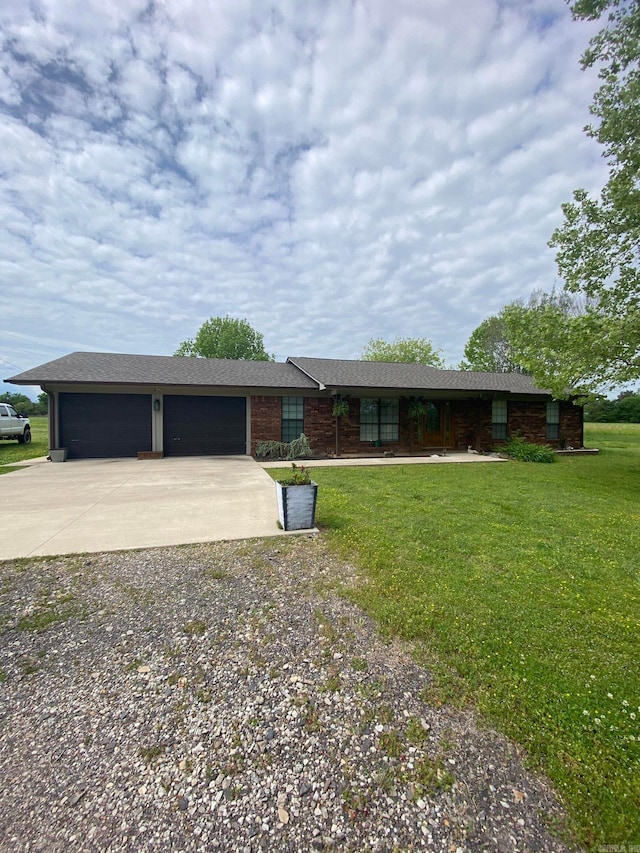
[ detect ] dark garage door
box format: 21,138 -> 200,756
163,395 -> 246,456
59,393 -> 152,459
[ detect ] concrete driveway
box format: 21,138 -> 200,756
0,456 -> 290,560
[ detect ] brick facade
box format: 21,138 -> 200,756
249,395 -> 281,454
450,399 -> 583,451
250,394 -> 584,457
301,397 -> 335,455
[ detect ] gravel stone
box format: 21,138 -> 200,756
0,537 -> 577,851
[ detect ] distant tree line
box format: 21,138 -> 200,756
583,391 -> 640,423
0,392 -> 48,416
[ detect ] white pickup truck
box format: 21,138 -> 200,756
0,402 -> 31,444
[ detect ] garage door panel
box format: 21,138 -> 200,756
163,395 -> 246,456
60,393 -> 152,459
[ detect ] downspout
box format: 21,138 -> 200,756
42,386 -> 55,450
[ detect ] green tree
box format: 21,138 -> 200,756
549,0 -> 640,387
361,337 -> 444,366
0,392 -> 37,415
584,389 -> 640,421
502,290 -> 605,398
460,314 -> 525,373
175,316 -> 274,361
583,395 -> 616,421
613,390 -> 640,421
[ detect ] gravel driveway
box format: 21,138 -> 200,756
0,536 -> 576,852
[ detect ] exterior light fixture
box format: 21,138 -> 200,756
154,398 -> 161,412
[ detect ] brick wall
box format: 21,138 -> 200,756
250,394 -> 583,456
302,397 -> 335,455
310,397 -> 414,456
559,401 -> 584,447
449,400 -> 481,450
249,396 -> 281,454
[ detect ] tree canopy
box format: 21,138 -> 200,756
548,0 -> 640,389
460,291 -> 606,398
0,391 -> 48,415
584,389 -> 640,421
459,314 -> 525,373
175,316 -> 273,361
501,290 -> 605,398
361,337 -> 444,367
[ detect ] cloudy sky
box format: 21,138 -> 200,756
1,0 -> 607,397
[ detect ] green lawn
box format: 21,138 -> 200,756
4,418 -> 638,843
283,424 -> 640,849
0,416 -> 49,472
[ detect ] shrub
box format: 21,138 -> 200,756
255,433 -> 312,461
501,434 -> 557,463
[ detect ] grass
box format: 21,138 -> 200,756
0,416 -> 48,472
275,424 -> 640,849
3,416 -> 637,843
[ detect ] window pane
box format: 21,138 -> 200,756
360,399 -> 378,422
492,399 -> 507,423
492,423 -> 507,440
282,419 -> 304,442
360,398 -> 379,441
546,423 -> 560,440
359,398 -> 399,442
547,401 -> 560,424
282,396 -> 304,419
282,397 -> 304,442
380,399 -> 399,441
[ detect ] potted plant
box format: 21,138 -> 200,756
275,464 -> 318,530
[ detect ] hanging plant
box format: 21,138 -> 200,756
332,399 -> 350,418
407,399 -> 427,420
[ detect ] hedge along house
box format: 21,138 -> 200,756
6,352 -> 584,460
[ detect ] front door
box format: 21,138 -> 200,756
420,401 -> 450,447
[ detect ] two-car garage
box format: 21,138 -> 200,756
59,392 -> 246,459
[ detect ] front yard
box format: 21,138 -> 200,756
298,424 -> 640,848
3,415 -> 638,846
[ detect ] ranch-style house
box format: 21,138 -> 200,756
6,352 -> 584,460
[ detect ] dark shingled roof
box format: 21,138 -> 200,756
288,356 -> 551,396
6,351 -> 551,397
6,352 -> 319,390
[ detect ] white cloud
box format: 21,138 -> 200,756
0,0 -> 610,400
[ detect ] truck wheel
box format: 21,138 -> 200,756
18,429 -> 31,445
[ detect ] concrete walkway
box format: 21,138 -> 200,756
261,451 -> 506,469
0,452 -> 504,561
0,456 -> 288,560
